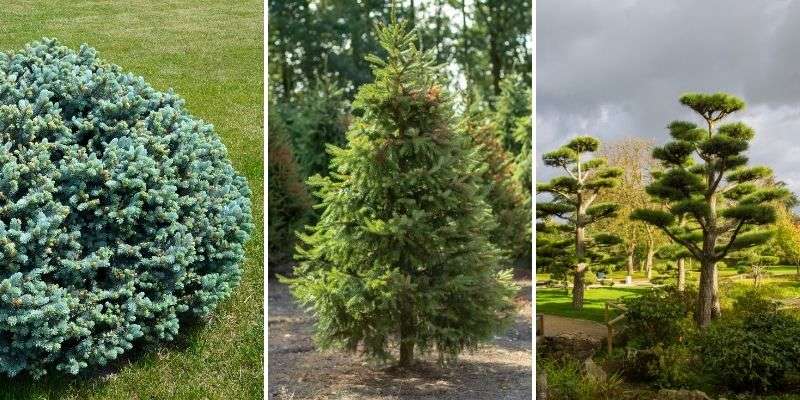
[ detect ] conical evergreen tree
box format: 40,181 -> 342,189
283,19 -> 518,368
632,93 -> 788,327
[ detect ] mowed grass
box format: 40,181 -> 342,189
0,1 -> 263,399
537,265 -> 800,324
536,287 -> 650,322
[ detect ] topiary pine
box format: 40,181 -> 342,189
0,39 -> 253,378
537,135 -> 623,309
631,93 -> 788,328
282,20 -> 518,368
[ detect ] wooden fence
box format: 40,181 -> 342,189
604,301 -> 627,353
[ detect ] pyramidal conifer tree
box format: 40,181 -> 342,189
283,18 -> 518,368
632,93 -> 788,327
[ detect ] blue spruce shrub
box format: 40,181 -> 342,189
0,39 -> 253,378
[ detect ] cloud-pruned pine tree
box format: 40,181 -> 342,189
283,20 -> 518,368
632,93 -> 788,327
0,39 -> 252,377
537,136 -> 623,309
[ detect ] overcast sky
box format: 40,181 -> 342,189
537,0 -> 800,194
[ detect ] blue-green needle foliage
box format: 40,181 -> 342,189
283,21 -> 518,366
0,39 -> 253,378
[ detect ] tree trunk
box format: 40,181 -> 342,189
677,258 -> 686,291
398,298 -> 415,367
461,0 -> 469,95
627,251 -> 634,278
572,268 -> 585,310
697,259 -> 716,328
573,223 -> 586,309
645,242 -> 655,280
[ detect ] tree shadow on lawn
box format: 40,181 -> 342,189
0,317 -> 211,400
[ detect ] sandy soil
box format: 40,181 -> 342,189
268,276 -> 532,400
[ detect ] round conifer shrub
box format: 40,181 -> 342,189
0,39 -> 253,378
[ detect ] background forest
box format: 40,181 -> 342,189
268,0 -> 532,272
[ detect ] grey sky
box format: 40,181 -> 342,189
537,0 -> 800,193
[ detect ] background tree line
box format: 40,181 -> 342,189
268,0 -> 532,271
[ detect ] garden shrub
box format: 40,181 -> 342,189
697,292 -> 800,392
583,271 -> 598,286
539,358 -> 625,400
622,286 -> 696,348
0,39 -> 253,377
642,344 -> 705,389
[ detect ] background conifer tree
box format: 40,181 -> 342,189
632,93 -> 788,327
283,19 -> 517,368
461,106 -> 530,261
493,74 -> 530,156
268,102 -> 312,274
278,78 -> 350,178
537,136 -> 622,309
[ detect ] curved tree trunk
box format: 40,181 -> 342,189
573,221 -> 586,309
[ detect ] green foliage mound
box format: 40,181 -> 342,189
698,293 -> 800,392
622,286 -> 696,348
0,39 -> 253,378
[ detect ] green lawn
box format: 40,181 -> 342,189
537,267 -> 800,324
0,2 -> 263,399
536,287 -> 650,322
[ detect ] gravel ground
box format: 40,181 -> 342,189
268,275 -> 532,400
539,314 -> 607,338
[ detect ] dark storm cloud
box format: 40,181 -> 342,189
537,0 -> 800,192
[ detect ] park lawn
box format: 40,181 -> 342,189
536,287 -> 651,322
0,1 -> 264,400
536,273 -> 550,283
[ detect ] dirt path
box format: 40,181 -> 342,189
268,277 -> 532,400
539,315 -> 606,339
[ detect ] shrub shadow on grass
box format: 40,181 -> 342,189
0,316 -> 212,400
